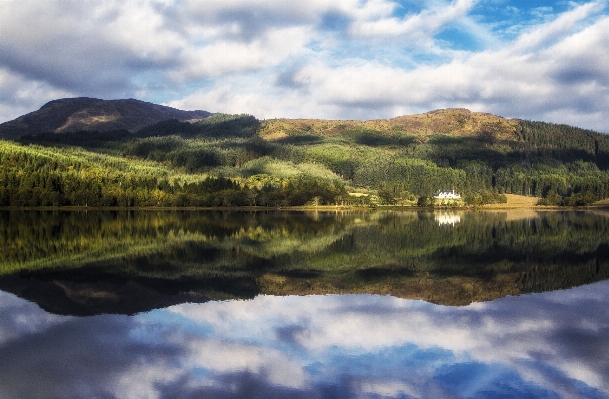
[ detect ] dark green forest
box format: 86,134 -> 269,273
1,210 -> 608,312
2,113 -> 609,208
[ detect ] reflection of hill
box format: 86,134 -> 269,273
0,275 -> 211,316
260,211 -> 609,305
1,210 -> 608,313
0,210 -> 352,315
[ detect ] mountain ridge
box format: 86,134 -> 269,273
0,97 -> 212,139
1,97 -> 602,143
260,108 -> 520,143
1,96 -> 609,208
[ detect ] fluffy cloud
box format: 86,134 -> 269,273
169,1 -> 609,130
0,0 -> 607,131
0,291 -> 67,345
349,0 -> 476,41
172,26 -> 312,81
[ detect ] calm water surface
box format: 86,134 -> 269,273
0,210 -> 608,398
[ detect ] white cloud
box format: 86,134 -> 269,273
0,0 -> 183,97
350,0 -> 476,41
0,291 -> 68,345
510,0 -> 606,52
113,362 -> 182,399
172,26 -> 311,81
0,0 -> 607,131
0,68 -> 75,123
169,1 -> 609,131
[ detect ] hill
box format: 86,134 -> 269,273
0,97 -> 212,139
1,99 -> 609,209
261,108 -> 518,143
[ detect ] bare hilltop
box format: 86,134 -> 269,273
261,108 -> 518,143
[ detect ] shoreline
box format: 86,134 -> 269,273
1,204 -> 608,212
1,193 -> 607,211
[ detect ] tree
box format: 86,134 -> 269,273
378,189 -> 395,205
417,195 -> 432,207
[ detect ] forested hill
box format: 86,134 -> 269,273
1,103 -> 609,208
0,97 -> 212,139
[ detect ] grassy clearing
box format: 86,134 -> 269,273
481,194 -> 538,209
594,198 -> 609,206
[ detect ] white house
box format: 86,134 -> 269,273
433,190 -> 461,199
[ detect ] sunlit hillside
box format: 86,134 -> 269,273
1,100 -> 609,208
260,108 -> 518,143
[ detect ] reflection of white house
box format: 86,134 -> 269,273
435,213 -> 461,226
434,190 -> 461,199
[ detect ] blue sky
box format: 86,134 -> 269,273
0,0 -> 608,131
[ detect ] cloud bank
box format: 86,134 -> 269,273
0,0 -> 607,131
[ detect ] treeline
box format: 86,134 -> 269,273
266,120 -> 609,202
9,113 -> 609,206
137,113 -> 259,138
515,120 -> 609,168
0,140 -> 346,207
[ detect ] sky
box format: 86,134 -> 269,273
0,0 -> 608,132
1,281 -> 609,398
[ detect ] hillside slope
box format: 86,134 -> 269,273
260,108 -> 519,143
2,100 -> 609,208
0,97 -> 212,139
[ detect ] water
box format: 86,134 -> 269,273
0,210 -> 608,398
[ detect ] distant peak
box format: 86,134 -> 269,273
0,97 -> 212,137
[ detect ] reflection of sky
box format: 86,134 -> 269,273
1,282 -> 609,399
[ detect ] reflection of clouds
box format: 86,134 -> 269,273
0,309 -> 187,399
172,286 -> 609,397
180,338 -> 307,389
0,291 -> 66,344
1,283 -> 609,398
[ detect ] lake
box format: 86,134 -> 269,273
0,209 -> 608,398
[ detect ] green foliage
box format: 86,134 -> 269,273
538,188 -> 598,207
0,139 -> 349,208
304,145 -> 364,180
562,190 -> 598,207
354,158 -> 467,197
7,113 -> 609,207
341,127 -> 415,147
417,195 -> 432,207
464,189 -> 507,206
537,189 -> 562,206
239,156 -> 339,180
377,189 -> 396,205
20,129 -> 131,149
136,114 -> 259,139
516,120 -> 609,168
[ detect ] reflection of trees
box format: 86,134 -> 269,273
1,210 -> 609,310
